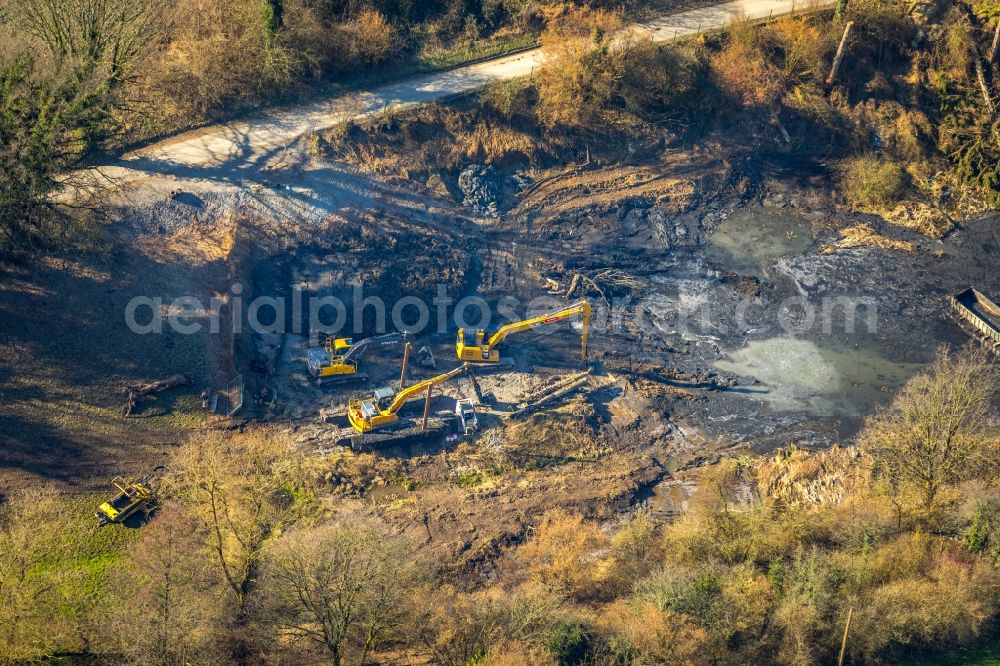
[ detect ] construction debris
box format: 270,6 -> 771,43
640,368 -> 740,391
510,370 -> 592,419
416,344 -> 437,369
821,224 -> 916,253
564,269 -> 643,303
202,374 -> 245,416
950,287 -> 1000,354
880,202 -> 954,238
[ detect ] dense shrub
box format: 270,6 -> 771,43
841,156 -> 909,208
544,620 -> 589,665
532,6 -> 626,127
711,39 -> 786,108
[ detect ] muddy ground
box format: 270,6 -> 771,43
228,138 -> 999,578
2,127 -> 998,580
247,144 -> 998,445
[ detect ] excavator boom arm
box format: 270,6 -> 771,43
486,300 -> 591,354
340,332 -> 412,363
386,363 -> 468,414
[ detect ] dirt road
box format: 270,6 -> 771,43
72,0 -> 828,193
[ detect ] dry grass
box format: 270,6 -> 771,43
841,156 -> 909,209
711,40 -> 786,108
753,445 -> 867,507
532,5 -> 628,128
880,202 -> 954,238
0,211 -> 252,492
821,223 -> 916,253
493,413 -> 602,470
331,105 -> 544,181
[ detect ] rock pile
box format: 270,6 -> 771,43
458,164 -> 500,217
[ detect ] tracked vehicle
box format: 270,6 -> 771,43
307,332 -> 414,384
95,477 -> 157,526
457,300 -> 591,364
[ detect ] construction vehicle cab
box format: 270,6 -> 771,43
307,332 -> 413,384
307,339 -> 358,382
457,300 -> 591,364
96,477 -> 157,526
348,364 -> 469,433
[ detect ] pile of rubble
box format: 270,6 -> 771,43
458,164 -> 500,217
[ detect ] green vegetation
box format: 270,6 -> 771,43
3,2 -> 1000,664
841,156 -> 910,208
0,491 -> 141,661
9,0 -> 1000,256
325,0 -> 1000,229
402,2 -> 1000,222
416,31 -> 540,71
456,469 -> 486,487
905,640 -> 1000,665
0,0 -> 159,256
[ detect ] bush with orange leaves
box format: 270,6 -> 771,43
533,5 -> 627,127
514,508 -> 610,601
764,15 -> 832,82
343,9 -> 396,66
711,40 -> 786,109
414,583 -> 565,666
593,599 -> 709,665
483,640 -> 558,666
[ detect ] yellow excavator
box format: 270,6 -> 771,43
307,332 -> 413,384
347,363 -> 469,432
456,300 -> 591,364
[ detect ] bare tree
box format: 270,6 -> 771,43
0,489 -> 76,661
862,345 -> 1000,516
111,503 -> 221,666
4,0 -> 164,84
258,519 -> 414,666
0,0 -> 165,256
165,430 -> 297,622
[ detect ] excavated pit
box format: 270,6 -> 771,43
236,149 -> 1000,456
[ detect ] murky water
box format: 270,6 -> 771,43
704,207 -> 815,278
713,336 -> 924,419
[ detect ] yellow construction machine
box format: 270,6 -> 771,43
95,477 -> 157,526
307,332 -> 413,384
456,300 -> 591,364
347,364 -> 469,432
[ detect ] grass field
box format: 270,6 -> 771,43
904,643 -> 1000,666
0,221 -> 238,492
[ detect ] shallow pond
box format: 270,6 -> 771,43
704,207 -> 815,278
713,335 -> 925,420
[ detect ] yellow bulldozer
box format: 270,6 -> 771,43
95,477 -> 157,526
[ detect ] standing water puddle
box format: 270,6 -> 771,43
714,336 -> 925,419
705,207 -> 814,278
